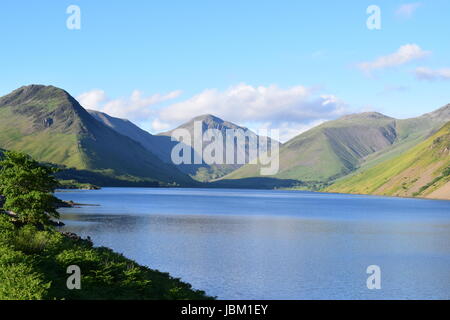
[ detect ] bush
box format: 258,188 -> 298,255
0,151 -> 60,226
442,166 -> 450,177
10,225 -> 51,254
0,246 -> 50,300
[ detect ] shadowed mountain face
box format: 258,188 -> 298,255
224,108 -> 450,183
158,114 -> 279,181
0,85 -> 193,186
90,111 -> 279,182
88,110 -> 175,163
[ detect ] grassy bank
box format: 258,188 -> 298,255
0,215 -> 212,300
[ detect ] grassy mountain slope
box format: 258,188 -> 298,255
225,112 -> 398,182
224,106 -> 450,186
0,85 -> 193,186
352,104 -> 450,172
325,121 -> 450,200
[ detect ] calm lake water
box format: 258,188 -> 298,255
56,188 -> 450,300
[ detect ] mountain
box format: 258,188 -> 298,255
325,121 -> 450,200
356,104 -> 450,171
88,112 -> 239,181
88,110 -> 174,163
225,112 -> 398,182
157,114 -> 278,181
0,85 -> 193,186
224,106 -> 450,185
89,112 -> 279,182
3,84 -> 448,192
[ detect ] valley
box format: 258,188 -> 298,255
0,84 -> 448,200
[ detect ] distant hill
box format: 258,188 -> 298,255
225,112 -> 398,181
0,85 -> 193,186
223,106 -> 450,184
158,114 -> 278,181
325,121 -> 450,200
354,104 -> 450,172
89,112 -> 248,181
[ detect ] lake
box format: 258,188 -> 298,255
56,188 -> 450,300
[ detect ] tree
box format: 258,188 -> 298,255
0,151 -> 59,226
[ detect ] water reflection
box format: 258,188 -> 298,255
57,188 -> 450,299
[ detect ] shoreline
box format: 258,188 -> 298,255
57,185 -> 450,202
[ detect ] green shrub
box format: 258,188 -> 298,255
0,151 -> 60,226
0,246 -> 50,300
442,166 -> 450,177
10,225 -> 50,254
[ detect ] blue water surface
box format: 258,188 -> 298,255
56,188 -> 450,300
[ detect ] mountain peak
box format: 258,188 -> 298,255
0,85 -> 193,186
160,114 -> 247,136
6,84 -> 68,98
191,114 -> 224,123
339,112 -> 393,121
0,84 -> 75,111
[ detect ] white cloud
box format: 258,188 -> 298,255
78,84 -> 350,142
415,67 -> 450,81
151,118 -> 173,131
154,83 -> 348,142
357,44 -> 430,74
77,89 -> 106,109
396,3 -> 421,18
77,89 -> 182,120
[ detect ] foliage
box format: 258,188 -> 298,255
0,215 -> 212,300
0,151 -> 59,225
0,247 -> 50,300
442,166 -> 450,177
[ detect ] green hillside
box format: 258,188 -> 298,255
0,85 -> 193,186
351,104 -> 450,172
224,106 -> 450,187
325,121 -> 450,200
225,112 -> 398,182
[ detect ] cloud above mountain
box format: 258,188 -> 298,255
77,89 -> 182,120
357,44 -> 430,75
79,83 -> 349,142
154,83 -> 348,141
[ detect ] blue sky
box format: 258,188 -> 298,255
1,0 -> 449,141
